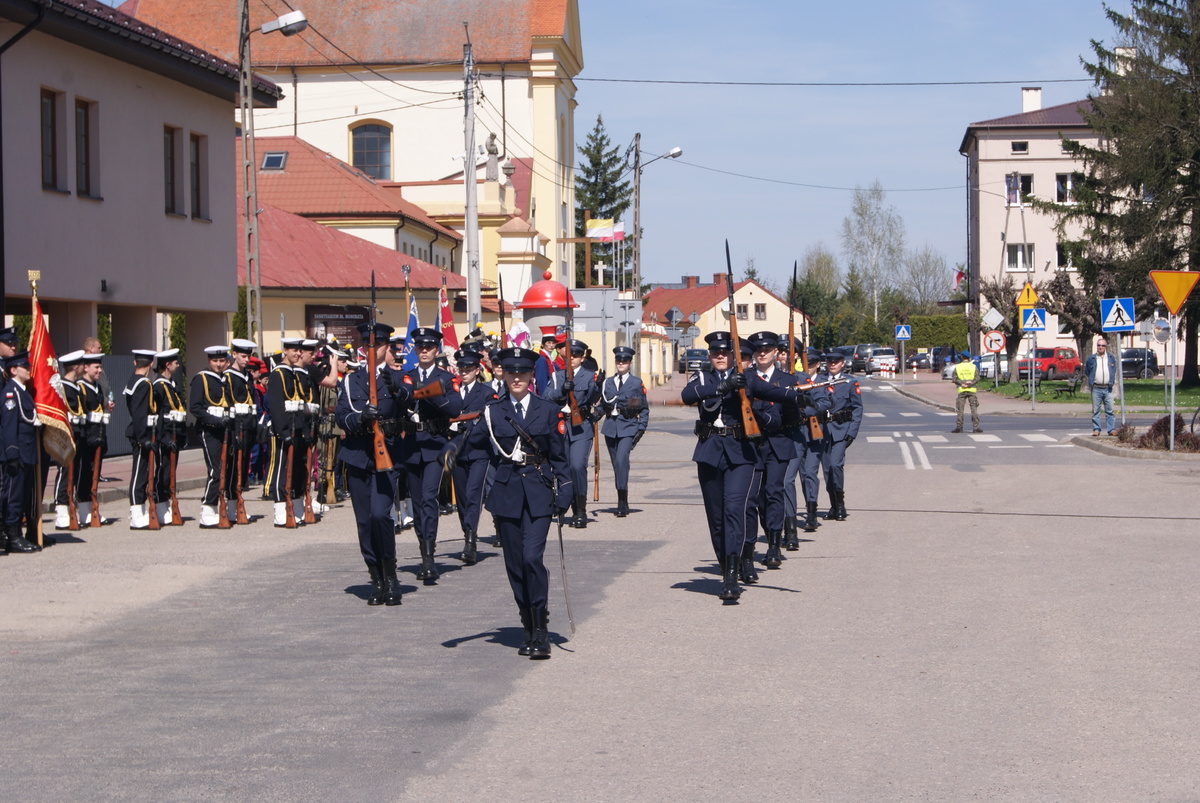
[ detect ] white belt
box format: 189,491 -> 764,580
284,400 -> 302,413
88,411 -> 105,423
206,405 -> 228,418
146,415 -> 159,426
166,410 -> 187,423
233,403 -> 252,416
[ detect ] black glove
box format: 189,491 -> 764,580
4,459 -> 19,477
380,368 -> 399,393
281,434 -> 295,448
632,430 -> 645,449
590,407 -> 606,424
361,403 -> 379,424
716,372 -> 745,396
221,416 -> 235,431
844,435 -> 855,447
140,437 -> 154,451
562,377 -> 575,393
554,505 -> 569,518
440,442 -> 460,472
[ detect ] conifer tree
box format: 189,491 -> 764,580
574,115 -> 632,287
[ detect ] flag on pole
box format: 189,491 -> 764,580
952,269 -> 966,290
600,221 -> 626,243
29,299 -> 74,465
437,276 -> 459,351
586,218 -> 614,239
400,292 -> 420,370
508,320 -> 530,349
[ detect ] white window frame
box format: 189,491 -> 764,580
1006,243 -> 1035,273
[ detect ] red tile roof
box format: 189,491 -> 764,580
124,0 -> 571,67
967,99 -> 1093,129
242,136 -> 460,240
240,203 -> 466,291
642,282 -> 749,324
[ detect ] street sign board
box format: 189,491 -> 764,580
1149,270 -> 1200,316
1100,297 -> 1136,332
982,307 -> 1005,330
983,330 -> 1006,353
1015,282 -> 1039,307
894,325 -> 911,340
1021,307 -> 1046,331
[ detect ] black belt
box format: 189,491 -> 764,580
403,420 -> 449,435
503,454 -> 546,467
1094,384 -> 1112,389
695,421 -> 748,440
830,409 -> 853,424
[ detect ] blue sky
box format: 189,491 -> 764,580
573,0 -> 1120,290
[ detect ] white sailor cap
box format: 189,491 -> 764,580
132,349 -> 158,359
155,348 -> 180,366
204,345 -> 230,359
59,349 -> 86,366
281,337 -> 304,349
230,338 -> 257,354
300,339 -> 319,350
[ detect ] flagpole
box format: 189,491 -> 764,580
28,271 -> 43,547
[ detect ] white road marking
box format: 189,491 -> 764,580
932,445 -> 977,449
1045,444 -> 1076,448
968,433 -> 1001,442
918,434 -> 948,443
864,412 -> 885,418
893,431 -> 902,438
989,445 -> 1034,449
911,440 -> 932,469
898,440 -> 915,470
866,436 -> 894,443
1018,433 -> 1056,442
936,412 -> 956,417
900,412 -> 922,417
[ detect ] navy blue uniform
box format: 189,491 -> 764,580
457,394 -> 572,609
124,373 -> 156,508
266,365 -> 310,507
596,372 -> 649,492
815,369 -> 863,513
781,370 -> 831,518
450,378 -> 497,536
681,369 -> 778,563
744,368 -> 798,539
0,378 -> 38,527
190,369 -> 232,516
543,366 -> 600,494
401,365 -> 463,549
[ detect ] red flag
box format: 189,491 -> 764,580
438,277 -> 459,350
953,269 -> 966,290
29,300 -> 75,465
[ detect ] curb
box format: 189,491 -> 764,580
42,476 -> 215,514
1069,433 -> 1200,461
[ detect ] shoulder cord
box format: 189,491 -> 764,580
201,373 -> 230,407
483,404 -> 524,463
154,380 -> 186,412
13,385 -> 36,424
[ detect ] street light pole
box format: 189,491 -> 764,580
629,135 -> 682,376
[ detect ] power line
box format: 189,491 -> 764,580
576,77 -> 1092,88
674,160 -> 961,193
256,96 -> 460,132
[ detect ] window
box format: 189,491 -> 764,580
1056,242 -> 1079,272
41,89 -> 63,190
190,133 -> 208,219
351,123 -> 391,180
736,303 -> 748,321
1011,141 -> 1029,154
260,151 -> 287,170
1057,321 -> 1073,337
1056,173 -> 1080,203
164,126 -> 182,214
1005,174 -> 1033,205
1006,243 -> 1035,272
75,99 -> 98,197
754,303 -> 767,320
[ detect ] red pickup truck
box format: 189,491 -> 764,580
1017,347 -> 1081,381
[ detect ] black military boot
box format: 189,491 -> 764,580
802,502 -> 821,535
573,496 -> 588,529
528,606 -> 551,659
492,515 -> 503,548
383,560 -> 403,606
739,542 -> 759,584
459,529 -> 477,565
616,489 -> 629,517
763,531 -> 782,569
517,606 -> 533,656
6,525 -> 39,554
366,564 -> 385,606
834,490 -> 848,521
825,491 -> 839,520
719,554 -> 741,602
416,540 -> 439,583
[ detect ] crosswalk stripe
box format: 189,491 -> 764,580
968,433 -> 1001,442
899,412 -> 922,417
864,412 -> 885,418
918,434 -> 948,443
1018,433 -> 1056,442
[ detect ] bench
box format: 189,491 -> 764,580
1052,375 -> 1083,399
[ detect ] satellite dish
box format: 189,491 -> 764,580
720,299 -> 731,315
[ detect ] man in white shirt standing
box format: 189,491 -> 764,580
1086,338 -> 1118,436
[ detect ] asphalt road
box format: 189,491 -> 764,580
4,391 -> 1200,801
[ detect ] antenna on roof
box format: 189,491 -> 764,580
463,21 -> 471,46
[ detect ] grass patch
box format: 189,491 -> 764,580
983,378 -> 1200,409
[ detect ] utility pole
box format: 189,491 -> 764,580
239,0 -> 263,354
631,132 -> 642,371
463,39 -> 481,330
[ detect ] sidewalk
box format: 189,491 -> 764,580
40,447 -> 216,510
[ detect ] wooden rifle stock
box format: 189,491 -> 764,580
66,459 -> 79,530
323,439 -> 337,503
169,450 -> 182,525
89,445 -> 102,528
146,434 -> 160,531
593,420 -> 600,501
367,331 -> 394,472
234,442 -> 248,524
412,380 -> 446,401
303,440 -> 316,523
217,426 -> 231,529
724,252 -> 760,438
284,431 -> 297,528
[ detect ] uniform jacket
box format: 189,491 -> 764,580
190,370 -> 231,431
266,365 -> 307,437
451,379 -> 498,462
459,393 -> 572,515
1,378 -> 38,464
544,366 -> 600,440
335,366 -> 412,470
153,377 -> 187,450
681,368 -> 778,468
78,378 -> 107,447
744,367 -> 798,462
401,364 -> 463,463
1085,352 -> 1118,387
814,370 -> 863,443
61,379 -> 86,439
597,372 -> 649,439
123,373 -> 155,444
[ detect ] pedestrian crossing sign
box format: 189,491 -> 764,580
1021,307 -> 1046,331
894,325 -> 911,340
1100,297 -> 1136,332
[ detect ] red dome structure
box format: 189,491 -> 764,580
516,270 -> 578,310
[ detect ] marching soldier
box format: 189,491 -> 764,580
152,349 -> 186,525
782,341 -> 831,541
544,338 -> 600,528
448,348 -> 496,564
594,345 -> 648,518
398,327 -> 462,583
77,351 -> 109,526
442,346 -> 572,659
294,340 -> 322,519
226,339 -> 259,519
190,346 -> 233,528
681,332 -> 779,602
53,350 -> 87,529
266,338 -> 309,526
124,349 -> 159,529
815,351 -> 863,521
0,351 -> 41,553
336,322 -> 412,606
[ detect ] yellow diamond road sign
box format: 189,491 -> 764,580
1150,270 -> 1200,316
1015,282 -> 1038,307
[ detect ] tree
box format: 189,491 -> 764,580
1038,1 -> 1200,385
899,243 -> 950,315
840,181 -> 905,323
1042,271 -> 1106,360
574,115 -> 632,287
980,273 -> 1048,366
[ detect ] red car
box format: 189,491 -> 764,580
1017,347 -> 1080,381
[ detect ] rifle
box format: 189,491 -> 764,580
217,422 -> 231,530
322,439 -> 337,505
498,274 -> 509,348
146,425 -> 160,531
724,242 -> 760,438
593,419 -> 600,502
303,438 -> 316,524
169,449 -> 182,525
284,417 -> 297,529
234,437 -> 249,525
368,270 -> 394,472
790,377 -> 851,439
89,444 -> 102,528
66,456 -> 79,530
564,308 -> 582,427
788,260 -> 797,373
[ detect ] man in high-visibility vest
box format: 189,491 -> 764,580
951,351 -> 982,434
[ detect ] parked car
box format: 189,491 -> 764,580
930,346 -> 958,374
1120,347 -> 1159,379
832,345 -> 856,370
679,348 -> 708,374
978,354 -> 1008,380
866,347 -> 898,374
1016,347 -> 1081,381
905,352 -> 931,370
850,343 -> 880,373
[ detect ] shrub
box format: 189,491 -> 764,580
1114,424 -> 1135,443
1135,414 -> 1200,451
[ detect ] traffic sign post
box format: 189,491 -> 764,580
1100,297 -> 1136,332
982,330 -> 1006,353
1015,282 -> 1039,307
1021,308 -> 1046,331
1147,271 -> 1196,451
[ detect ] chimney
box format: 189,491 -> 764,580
712,272 -> 727,286
683,275 -> 699,288
1022,87 -> 1042,113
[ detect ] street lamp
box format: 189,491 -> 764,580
241,3 -> 307,355
630,134 -> 681,372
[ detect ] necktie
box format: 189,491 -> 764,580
617,375 -> 624,391
515,400 -> 525,422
